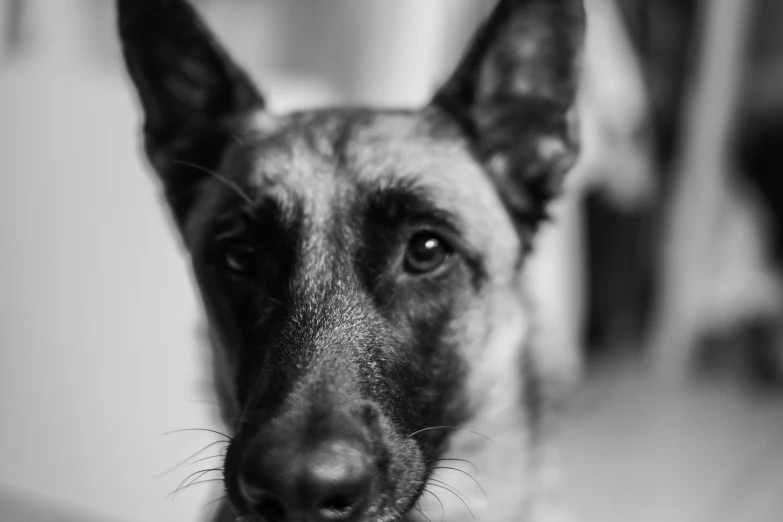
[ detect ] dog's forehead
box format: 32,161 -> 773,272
231,109 -> 520,265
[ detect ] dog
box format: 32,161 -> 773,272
117,0 -> 585,521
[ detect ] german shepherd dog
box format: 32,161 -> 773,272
118,1 -> 585,521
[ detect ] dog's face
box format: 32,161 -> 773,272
118,1 -> 583,521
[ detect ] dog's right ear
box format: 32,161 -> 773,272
118,0 -> 265,227
432,0 -> 585,227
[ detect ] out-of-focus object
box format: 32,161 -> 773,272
525,0 -> 654,396
573,0 -> 654,208
649,0 -> 783,384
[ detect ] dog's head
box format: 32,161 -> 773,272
118,1 -> 583,521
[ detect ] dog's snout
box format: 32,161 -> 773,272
300,441 -> 373,519
240,437 -> 374,521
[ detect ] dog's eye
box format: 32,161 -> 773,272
220,239 -> 258,276
404,232 -> 452,274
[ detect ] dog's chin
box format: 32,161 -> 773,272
224,475 -> 428,522
230,506 -> 422,522
231,495 -> 425,522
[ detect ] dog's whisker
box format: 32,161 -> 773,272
426,482 -> 474,519
413,505 -> 432,522
162,427 -> 232,440
169,467 -> 223,500
167,478 -> 225,499
188,453 -> 227,467
408,426 -> 498,446
167,469 -> 223,500
422,488 -> 445,522
183,469 -> 222,491
202,495 -> 228,511
431,466 -> 488,503
174,160 -> 254,206
428,479 -> 473,506
433,457 -> 478,474
157,440 -> 230,477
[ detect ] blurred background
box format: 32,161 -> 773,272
0,1 -> 782,521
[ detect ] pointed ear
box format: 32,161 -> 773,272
432,0 -> 585,224
117,0 -> 265,226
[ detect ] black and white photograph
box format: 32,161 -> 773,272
1,1 -> 782,521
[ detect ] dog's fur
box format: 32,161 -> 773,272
117,1 -> 584,521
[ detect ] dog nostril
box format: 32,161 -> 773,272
239,487 -> 287,522
254,493 -> 287,522
318,492 -> 360,519
238,469 -> 288,522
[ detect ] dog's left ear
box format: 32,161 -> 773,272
117,0 -> 265,228
433,0 -> 585,224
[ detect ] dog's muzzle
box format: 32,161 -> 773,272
232,401 -> 382,522
239,437 -> 373,522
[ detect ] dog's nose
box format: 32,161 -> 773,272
240,438 -> 373,522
